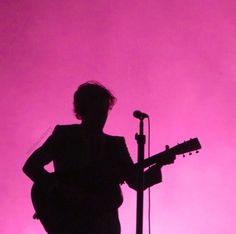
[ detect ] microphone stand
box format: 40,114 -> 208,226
135,117 -> 146,234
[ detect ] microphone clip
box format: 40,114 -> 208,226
133,110 -> 149,120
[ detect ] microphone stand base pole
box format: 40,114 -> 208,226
135,119 -> 146,234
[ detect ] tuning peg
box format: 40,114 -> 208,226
196,150 -> 199,153
183,154 -> 185,157
189,152 -> 192,155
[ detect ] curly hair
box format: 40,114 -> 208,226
73,81 -> 116,120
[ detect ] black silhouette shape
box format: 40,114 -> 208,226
23,81 -> 176,234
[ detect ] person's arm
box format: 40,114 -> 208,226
22,125 -> 60,184
117,137 -> 175,191
125,163 -> 163,191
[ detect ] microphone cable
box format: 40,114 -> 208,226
147,116 -> 151,234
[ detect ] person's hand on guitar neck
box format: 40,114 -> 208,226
133,145 -> 176,190
160,145 -> 176,167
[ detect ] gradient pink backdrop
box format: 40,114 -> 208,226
1,0 -> 235,233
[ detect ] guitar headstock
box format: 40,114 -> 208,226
171,138 -> 201,156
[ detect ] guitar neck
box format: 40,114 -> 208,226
135,150 -> 168,169
134,137 -> 201,169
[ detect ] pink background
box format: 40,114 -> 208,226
1,0 -> 235,233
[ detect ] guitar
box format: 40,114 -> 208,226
31,138 -> 201,232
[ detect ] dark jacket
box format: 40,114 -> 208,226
23,124 -> 162,212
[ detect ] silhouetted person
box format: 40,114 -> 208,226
23,81 -> 175,234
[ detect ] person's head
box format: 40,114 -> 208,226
73,81 -> 116,130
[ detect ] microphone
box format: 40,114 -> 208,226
133,110 -> 149,119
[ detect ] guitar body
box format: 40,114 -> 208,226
31,175 -> 123,233
31,182 -> 73,233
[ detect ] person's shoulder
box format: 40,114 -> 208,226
55,124 -> 80,130
52,124 -> 81,135
103,133 -> 125,142
103,134 -> 128,151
